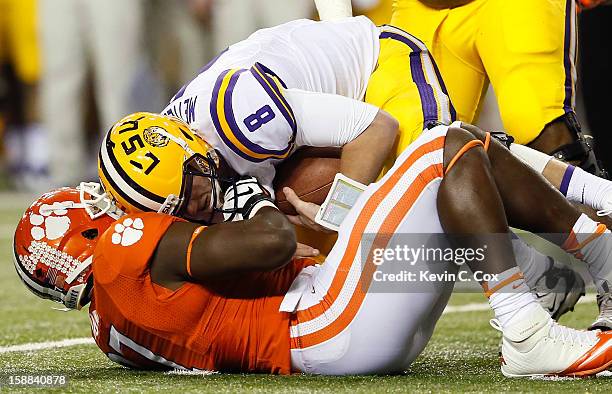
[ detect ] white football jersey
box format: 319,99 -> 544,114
162,16 -> 380,191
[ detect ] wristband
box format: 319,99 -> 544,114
241,195 -> 277,220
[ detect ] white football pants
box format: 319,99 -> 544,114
286,125 -> 457,375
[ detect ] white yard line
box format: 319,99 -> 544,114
0,295 -> 598,355
0,337 -> 95,354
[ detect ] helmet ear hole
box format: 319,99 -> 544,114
179,128 -> 194,141
81,229 -> 99,240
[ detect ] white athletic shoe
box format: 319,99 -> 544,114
491,306 -> 612,377
590,293 -> 612,331
531,257 -> 585,321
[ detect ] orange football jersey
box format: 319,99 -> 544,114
88,212 -> 314,373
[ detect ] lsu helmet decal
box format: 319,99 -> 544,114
13,184 -> 118,310
98,112 -> 224,221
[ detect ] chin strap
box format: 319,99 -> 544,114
549,113 -> 609,179
60,256 -> 94,310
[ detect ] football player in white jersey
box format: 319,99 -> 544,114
160,17 -> 393,193
100,17 -> 399,217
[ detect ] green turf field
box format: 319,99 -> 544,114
0,193 -> 610,393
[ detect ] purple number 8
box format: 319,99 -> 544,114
244,105 -> 275,132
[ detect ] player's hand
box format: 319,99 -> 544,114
283,187 -> 333,233
223,177 -> 276,221
294,242 -> 320,259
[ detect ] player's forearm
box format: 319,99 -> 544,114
314,0 -> 352,20
340,110 -> 398,184
244,207 -> 298,269
189,207 -> 296,279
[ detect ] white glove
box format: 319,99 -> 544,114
222,177 -> 277,222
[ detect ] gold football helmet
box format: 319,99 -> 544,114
98,112 -> 224,222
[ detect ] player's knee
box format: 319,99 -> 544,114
444,127 -> 487,170
528,119 -> 576,155
532,113 -> 608,177
454,122 -> 488,141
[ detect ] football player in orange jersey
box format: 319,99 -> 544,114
98,7 -> 612,327
99,109 -> 612,327
14,125 -> 612,376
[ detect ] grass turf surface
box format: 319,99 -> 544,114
0,193 -> 610,393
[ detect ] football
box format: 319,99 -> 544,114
274,147 -> 341,215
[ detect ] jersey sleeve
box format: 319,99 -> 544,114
209,63 -> 298,164
284,88 -> 379,148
